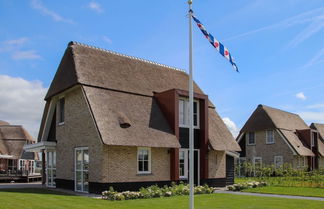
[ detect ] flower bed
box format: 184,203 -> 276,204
227,181 -> 267,191
102,182 -> 215,201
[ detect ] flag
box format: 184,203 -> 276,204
190,9 -> 239,72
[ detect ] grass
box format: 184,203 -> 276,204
0,188 -> 323,209
242,186 -> 324,198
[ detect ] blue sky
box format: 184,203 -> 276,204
1,0 -> 324,137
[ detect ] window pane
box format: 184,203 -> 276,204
83,150 -> 89,171
76,171 -> 82,191
59,98 -> 65,123
83,171 -> 89,192
76,150 -> 82,170
179,100 -> 184,125
143,161 -> 148,171
249,132 -> 255,144
138,161 -> 143,172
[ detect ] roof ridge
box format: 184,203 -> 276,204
68,41 -> 186,73
260,104 -> 301,117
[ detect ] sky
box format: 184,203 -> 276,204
0,0 -> 324,138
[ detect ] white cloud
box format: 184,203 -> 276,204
30,0 -> 75,24
299,112 -> 324,123
295,92 -> 306,100
3,37 -> 29,46
102,36 -> 112,44
0,75 -> 47,138
87,1 -> 104,13
224,6 -> 324,46
304,46 -> 324,68
11,50 -> 41,60
222,117 -> 239,137
307,103 -> 324,109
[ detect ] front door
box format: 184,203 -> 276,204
75,147 -> 89,193
179,149 -> 200,185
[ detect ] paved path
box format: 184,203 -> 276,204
215,190 -> 324,202
0,182 -> 42,189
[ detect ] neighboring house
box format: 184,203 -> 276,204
24,42 -> 240,194
0,120 -> 38,178
236,104 -> 317,171
310,123 -> 324,168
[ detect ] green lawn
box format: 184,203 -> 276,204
243,186 -> 324,198
0,188 -> 323,209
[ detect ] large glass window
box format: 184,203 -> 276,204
8,159 -> 17,172
137,147 -> 151,174
179,149 -> 188,178
179,98 -> 199,128
59,97 -> 65,124
266,130 -> 274,144
46,151 -> 56,187
19,159 -> 26,170
247,132 -> 255,145
75,147 -> 89,192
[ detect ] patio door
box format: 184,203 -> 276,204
179,149 -> 200,185
75,147 -> 89,193
46,151 -> 56,187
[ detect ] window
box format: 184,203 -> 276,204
58,97 -> 65,124
179,98 -> 199,128
297,156 -> 306,167
19,160 -> 26,170
274,156 -> 283,168
311,132 -> 316,148
247,132 -> 255,145
266,130 -> 274,144
179,149 -> 188,179
253,157 -> 262,168
28,160 -> 35,174
75,147 -> 89,192
47,151 -> 56,187
137,147 -> 151,174
7,159 -> 17,171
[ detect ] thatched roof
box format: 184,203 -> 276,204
240,104 -> 313,156
43,42 -> 239,150
209,109 -> 241,151
0,123 -> 36,159
310,123 -> 324,156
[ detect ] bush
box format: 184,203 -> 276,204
102,183 -> 217,201
227,181 -> 267,191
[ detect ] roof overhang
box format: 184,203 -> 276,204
23,141 -> 56,152
226,151 -> 240,158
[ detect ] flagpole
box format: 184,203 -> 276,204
188,1 -> 194,209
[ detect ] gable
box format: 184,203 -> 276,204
240,105 -> 276,133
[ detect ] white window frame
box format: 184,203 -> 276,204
253,157 -> 262,168
58,97 -> 65,125
266,130 -> 275,144
247,132 -> 256,145
274,156 -> 283,168
75,147 -> 89,193
311,132 -> 315,148
137,147 -> 151,174
46,150 -> 56,188
19,159 -> 26,170
28,160 -> 35,174
179,98 -> 200,129
179,149 -> 188,179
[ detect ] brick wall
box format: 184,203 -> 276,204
245,130 -> 296,167
55,87 -> 106,182
104,146 -> 170,182
208,150 -> 225,178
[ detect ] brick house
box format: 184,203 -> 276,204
24,42 -> 240,194
236,104 -> 323,171
310,123 -> 324,169
0,120 -> 38,178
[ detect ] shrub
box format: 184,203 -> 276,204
227,181 -> 267,191
102,183 -> 217,201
